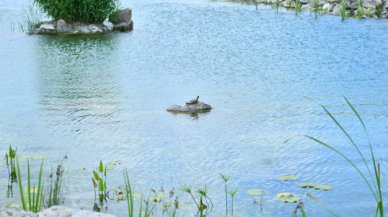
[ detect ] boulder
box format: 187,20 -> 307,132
322,2 -> 333,11
167,102 -> 212,112
114,20 -> 134,31
29,28 -> 46,34
40,24 -> 56,33
103,20 -> 114,31
332,4 -> 342,14
80,26 -> 90,33
88,24 -> 102,33
57,19 -> 70,33
301,4 -> 312,9
111,8 -> 132,24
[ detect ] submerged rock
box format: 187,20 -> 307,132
167,101 -> 212,112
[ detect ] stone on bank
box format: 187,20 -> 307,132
28,8 -> 133,35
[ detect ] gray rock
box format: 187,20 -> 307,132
40,24 -> 56,33
346,0 -> 358,9
299,0 -> 310,4
167,102 -> 212,112
103,20 -> 114,31
114,20 -> 134,31
88,24 -> 102,33
322,2 -> 333,11
80,26 -> 90,33
328,0 -> 339,3
301,4 -> 312,9
111,8 -> 132,24
29,28 -> 46,34
332,4 -> 342,14
363,0 -> 382,8
56,19 -> 70,33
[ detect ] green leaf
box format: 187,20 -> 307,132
314,184 -> 331,191
279,175 -> 297,181
298,182 -> 315,188
99,179 -> 104,192
99,160 -> 103,173
277,193 -> 299,203
246,189 -> 265,195
93,170 -> 101,180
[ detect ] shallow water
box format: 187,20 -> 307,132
0,0 -> 388,216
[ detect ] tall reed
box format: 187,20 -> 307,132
340,0 -> 346,20
285,96 -> 384,216
219,173 -> 232,217
357,0 -> 364,18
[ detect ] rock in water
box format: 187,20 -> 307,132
103,20 -> 114,31
167,102 -> 212,112
57,19 -> 70,33
112,8 -> 132,24
114,20 -> 134,31
88,24 -> 102,33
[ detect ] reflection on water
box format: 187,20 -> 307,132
0,0 -> 388,216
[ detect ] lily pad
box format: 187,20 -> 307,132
113,194 -> 126,198
314,184 -> 331,191
18,155 -> 33,161
246,189 -> 265,195
76,168 -> 87,173
8,203 -> 22,208
298,182 -> 315,188
95,166 -> 114,172
133,193 -> 142,197
149,193 -> 169,201
279,175 -> 297,181
0,162 -> 6,166
277,193 -> 299,203
32,155 -> 47,160
109,161 -> 121,165
30,188 -> 38,193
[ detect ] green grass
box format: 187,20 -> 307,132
357,0 -> 364,19
32,0 -> 121,23
285,96 -> 384,216
340,0 -> 346,20
16,158 -> 45,213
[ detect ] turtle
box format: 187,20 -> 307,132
186,96 -> 199,105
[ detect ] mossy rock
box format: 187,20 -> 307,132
298,182 -> 315,188
246,189 -> 265,195
314,184 -> 331,191
279,175 -> 297,181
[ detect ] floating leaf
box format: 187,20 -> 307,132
30,188 -> 38,193
277,193 -> 299,203
246,189 -> 265,195
298,182 -> 315,188
149,193 -> 169,201
314,184 -> 331,191
8,203 -> 22,208
18,155 -> 32,161
109,161 -> 121,165
32,155 -> 47,160
76,168 -> 87,173
133,193 -> 142,197
279,175 -> 297,181
0,162 -> 6,166
113,194 -> 126,198
96,166 -> 114,172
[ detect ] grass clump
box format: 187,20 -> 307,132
32,0 -> 121,23
340,0 -> 346,20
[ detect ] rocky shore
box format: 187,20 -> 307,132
250,0 -> 388,18
0,206 -> 117,217
29,8 -> 133,35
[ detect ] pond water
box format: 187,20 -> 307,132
0,0 -> 388,216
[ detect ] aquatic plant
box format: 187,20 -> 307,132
92,160 -> 109,204
293,201 -> 305,217
285,96 -> 384,216
307,193 -> 338,216
219,173 -> 232,217
275,0 -> 280,12
123,168 -> 135,217
16,157 -> 45,213
376,5 -> 382,17
47,157 -> 69,207
254,0 -> 258,10
295,0 -> 302,15
228,188 -> 238,216
32,0 -> 121,23
181,183 -> 213,216
18,5 -> 42,32
340,0 -> 346,20
312,0 -> 320,18
357,0 -> 364,18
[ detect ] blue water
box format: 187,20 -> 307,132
0,0 -> 387,216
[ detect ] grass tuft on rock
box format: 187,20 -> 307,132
33,0 -> 121,23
